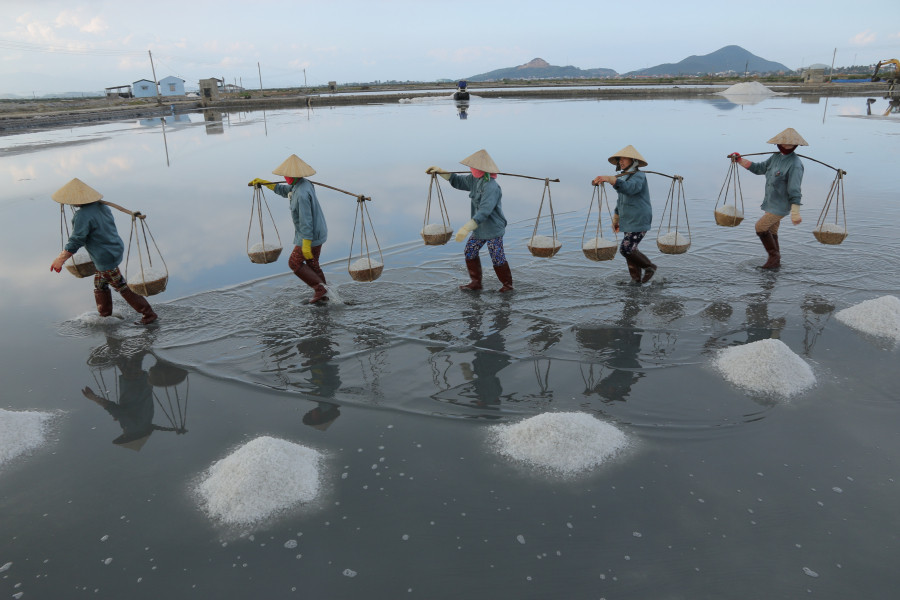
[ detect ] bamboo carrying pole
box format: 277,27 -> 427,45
100,200 -> 145,219
443,171 -> 560,182
727,152 -> 847,175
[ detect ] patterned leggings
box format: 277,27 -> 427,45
464,237 -> 507,266
94,267 -> 128,292
288,244 -> 326,283
755,212 -> 783,235
619,231 -> 646,257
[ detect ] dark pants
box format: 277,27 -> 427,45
288,244 -> 326,284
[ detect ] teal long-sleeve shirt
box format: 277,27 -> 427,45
449,174 -> 507,240
612,171 -> 652,233
64,201 -> 125,272
747,152 -> 804,216
273,178 -> 328,246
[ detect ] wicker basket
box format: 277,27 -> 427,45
528,244 -> 562,258
714,209 -> 744,227
582,237 -> 617,261
66,260 -> 97,278
421,225 -> 453,246
349,258 -> 383,282
248,244 -> 283,264
148,363 -> 188,387
128,270 -> 168,296
813,228 -> 848,245
656,232 -> 691,255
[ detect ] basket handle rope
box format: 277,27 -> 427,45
657,176 -> 691,241
423,173 -> 451,232
246,186 -> 282,254
530,178 -> 558,249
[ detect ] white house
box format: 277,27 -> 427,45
132,79 -> 157,98
159,76 -> 186,96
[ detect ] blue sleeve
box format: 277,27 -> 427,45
273,183 -> 291,198
788,161 -> 804,205
613,172 -> 647,196
471,184 -> 501,224
296,188 -> 314,241
449,173 -> 473,191
748,155 -> 773,176
64,210 -> 91,254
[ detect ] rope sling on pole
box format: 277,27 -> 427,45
656,175 -> 692,254
714,156 -> 746,227
125,211 -> 168,296
421,173 -> 453,245
59,204 -> 97,278
528,178 -> 561,257
581,183 -> 618,261
246,186 -> 283,263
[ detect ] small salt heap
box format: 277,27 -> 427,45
71,248 -> 93,264
196,436 -> 322,525
713,339 -> 815,397
835,295 -> 900,343
248,242 -> 281,253
422,224 -> 452,236
128,267 -> 167,284
657,232 -> 689,246
718,81 -> 779,97
0,409 -> 53,468
490,412 -> 628,475
813,223 -> 847,235
529,235 -> 561,248
582,237 -> 616,250
715,205 -> 743,217
350,257 -> 383,271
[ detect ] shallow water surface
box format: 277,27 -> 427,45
1,93 -> 898,598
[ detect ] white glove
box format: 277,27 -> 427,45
454,219 -> 477,242
426,166 -> 451,180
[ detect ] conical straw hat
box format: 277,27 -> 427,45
460,149 -> 500,173
607,145 -> 648,168
272,154 -> 316,177
51,178 -> 103,205
767,127 -> 808,146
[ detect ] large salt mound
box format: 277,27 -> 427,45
835,295 -> 900,343
713,339 -> 815,397
718,81 -> 778,96
490,412 -> 628,475
0,409 -> 53,468
196,436 -> 322,525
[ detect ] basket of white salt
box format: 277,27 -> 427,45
65,248 -> 98,278
812,224 -> 848,245
348,257 -> 384,282
714,157 -> 746,227
714,204 -> 744,227
528,234 -> 562,258
246,186 -> 283,263
656,231 -> 691,254
655,174 -> 692,254
582,237 -> 617,261
421,173 -> 453,245
125,212 -> 168,296
348,194 -> 384,281
813,168 -> 849,245
581,183 -> 618,261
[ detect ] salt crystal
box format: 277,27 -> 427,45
128,267 -> 167,284
813,223 -> 847,235
421,224 -> 452,235
835,295 -> 900,343
713,339 -> 815,397
248,242 -> 281,253
529,235 -> 561,249
490,412 -> 628,475
715,205 -> 743,217
196,436 -> 321,525
0,409 -> 52,467
657,232 -> 689,246
582,237 -> 616,250
349,258 -> 383,271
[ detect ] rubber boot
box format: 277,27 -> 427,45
493,262 -> 514,293
293,263 -> 328,303
94,288 -> 113,317
459,257 -> 482,291
119,287 -> 158,325
624,256 -> 642,283
757,231 -> 780,269
310,244 -> 326,285
630,249 -> 657,283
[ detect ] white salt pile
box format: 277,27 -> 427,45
835,295 -> 900,343
0,409 -> 53,468
813,224 -> 847,235
718,81 -> 778,97
582,237 -> 616,250
349,257 -> 383,271
713,339 -> 815,397
70,248 -> 93,265
529,235 -> 561,249
196,436 -> 322,525
657,232 -> 690,246
490,412 -> 628,475
128,267 -> 167,283
421,223 -> 452,235
248,242 -> 282,253
715,205 -> 743,217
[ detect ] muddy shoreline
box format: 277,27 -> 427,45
0,82 -> 885,135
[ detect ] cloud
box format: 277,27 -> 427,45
850,30 -> 876,45
54,11 -> 109,34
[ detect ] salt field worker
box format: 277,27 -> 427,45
249,154 -> 328,303
729,127 -> 806,270
49,178 -> 158,325
592,145 -> 657,283
426,149 -> 513,293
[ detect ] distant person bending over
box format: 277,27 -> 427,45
49,178 -> 157,324
250,154 -> 329,303
729,127 -> 806,270
592,145 -> 657,283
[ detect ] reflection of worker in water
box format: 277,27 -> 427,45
294,316 -> 342,429
459,303 -> 512,409
744,278 -> 786,343
82,350 -> 182,450
303,401 -> 341,430
576,298 -> 644,402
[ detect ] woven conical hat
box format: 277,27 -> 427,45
51,178 -> 103,205
272,154 -> 316,177
767,128 -> 808,146
460,149 -> 499,173
607,145 -> 648,168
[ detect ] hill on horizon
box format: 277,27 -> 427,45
626,45 -> 791,76
466,58 -> 617,82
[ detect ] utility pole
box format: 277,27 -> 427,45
303,68 -> 307,88
148,50 -> 162,105
258,62 -> 263,90
828,48 -> 837,82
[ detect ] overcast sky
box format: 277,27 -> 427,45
1,0 -> 898,95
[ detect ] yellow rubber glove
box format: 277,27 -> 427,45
426,166 -> 451,180
248,178 -> 276,190
454,219 -> 477,242
302,239 -> 313,260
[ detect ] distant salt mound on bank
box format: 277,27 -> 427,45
713,339 -> 815,397
490,412 -> 628,475
835,295 -> 900,343
718,81 -> 780,97
196,436 -> 322,525
0,409 -> 53,468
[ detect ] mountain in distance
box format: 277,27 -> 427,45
467,58 -> 617,82
625,45 -> 791,76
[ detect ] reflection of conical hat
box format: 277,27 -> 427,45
113,431 -> 152,451
272,154 -> 316,177
303,406 -> 341,431
51,178 -> 103,205
607,145 -> 648,168
460,149 -> 499,173
767,127 -> 808,146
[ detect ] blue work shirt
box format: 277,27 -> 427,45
612,171 -> 652,233
64,201 -> 125,271
273,178 -> 328,246
449,174 -> 507,240
748,152 -> 804,216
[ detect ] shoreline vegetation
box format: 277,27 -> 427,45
0,79 -> 888,135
